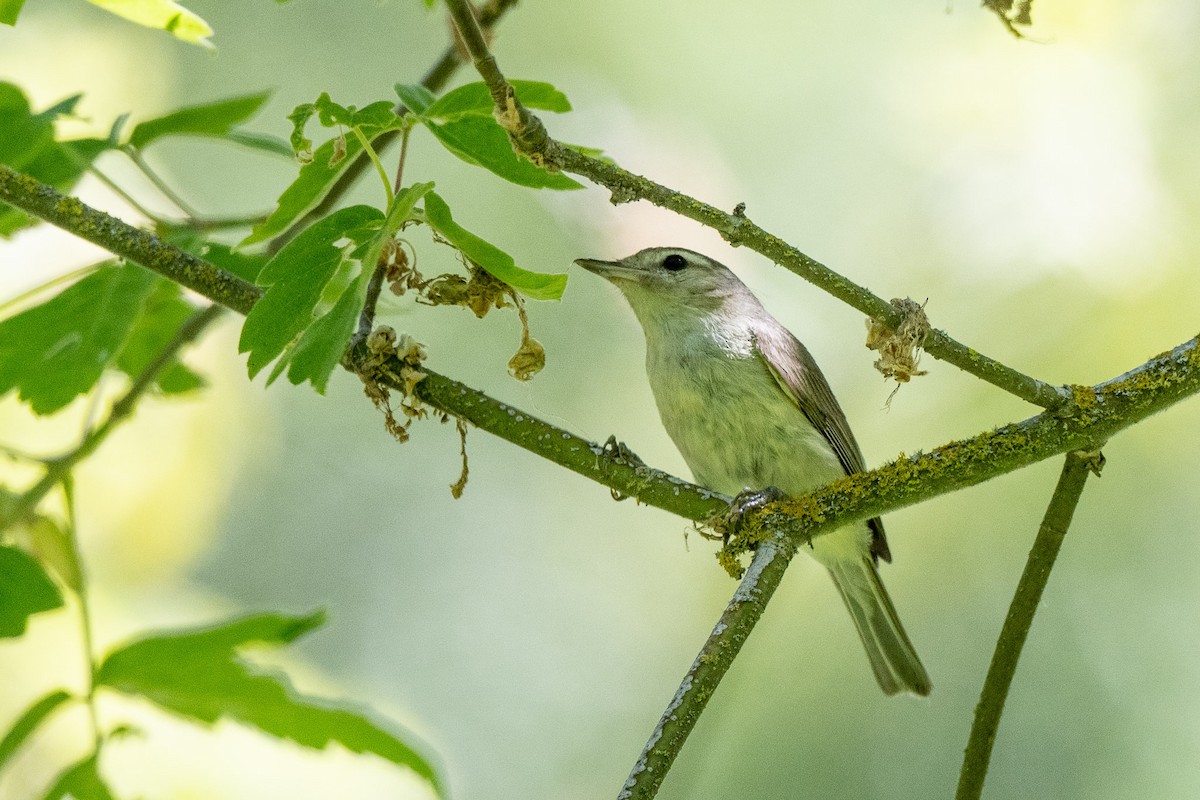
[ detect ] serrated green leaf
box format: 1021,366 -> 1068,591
394,83 -> 435,116
128,91 -> 272,149
85,0 -> 213,47
422,191 -> 567,300
285,273 -> 368,393
241,135 -> 367,247
0,690 -> 72,771
0,546 -> 64,637
42,753 -> 115,800
97,612 -> 442,793
424,80 -> 572,122
425,115 -> 581,190
0,265 -> 156,414
115,278 -> 206,395
239,206 -> 383,378
1,0 -> 28,26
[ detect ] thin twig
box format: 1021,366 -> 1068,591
87,166 -> 165,224
123,146 -> 202,219
440,0 -> 1065,410
956,448 -> 1102,800
60,476 -> 105,753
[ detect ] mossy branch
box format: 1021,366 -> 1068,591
440,0 -> 1065,410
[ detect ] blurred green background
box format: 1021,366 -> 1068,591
2,0 -> 1199,798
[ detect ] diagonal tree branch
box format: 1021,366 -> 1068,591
955,448 -> 1102,800
440,0 -> 1066,410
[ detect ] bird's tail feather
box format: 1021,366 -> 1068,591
829,556 -> 932,696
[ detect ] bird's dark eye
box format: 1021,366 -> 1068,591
662,254 -> 688,272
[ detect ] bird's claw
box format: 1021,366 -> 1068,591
712,486 -> 786,544
601,435 -> 646,501
601,435 -> 646,467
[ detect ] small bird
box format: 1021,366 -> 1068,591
576,247 -> 931,696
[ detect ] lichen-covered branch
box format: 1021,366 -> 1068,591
440,0 -> 1065,410
955,448 -> 1100,800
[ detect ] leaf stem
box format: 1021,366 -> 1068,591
87,165 -> 166,224
123,146 -> 203,219
61,476 -> 104,753
0,261 -> 106,316
350,127 -> 395,207
393,125 -> 413,196
955,449 -> 1101,800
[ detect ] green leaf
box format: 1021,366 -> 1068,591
0,0 -> 28,26
36,93 -> 84,122
241,135 -> 369,247
96,612 -> 443,793
425,115 -> 580,190
128,92 -> 271,149
0,546 -> 64,638
85,0 -> 213,47
393,83 -> 435,116
424,80 -> 572,121
0,82 -> 52,168
239,206 -> 383,378
422,191 -> 567,300
223,129 -> 292,157
0,264 -> 156,414
115,278 -> 206,395
42,754 -> 115,800
284,273 -> 367,393
0,690 -> 72,771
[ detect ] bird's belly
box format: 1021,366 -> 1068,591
648,354 -> 868,567
648,358 -> 844,498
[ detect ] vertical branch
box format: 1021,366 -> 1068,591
619,536 -> 798,800
956,448 -> 1103,800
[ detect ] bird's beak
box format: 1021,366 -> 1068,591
574,257 -> 644,283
